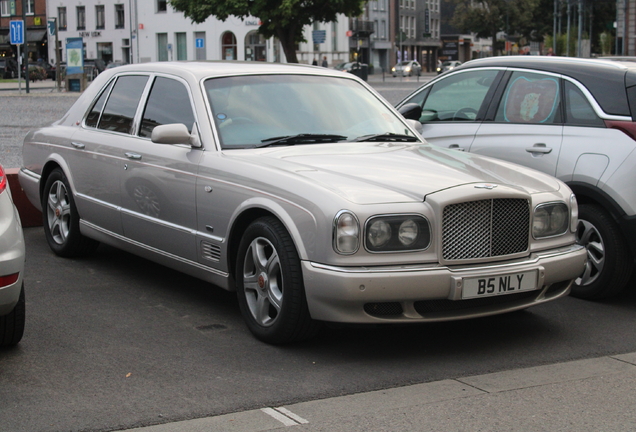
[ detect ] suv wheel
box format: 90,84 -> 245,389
571,204 -> 632,299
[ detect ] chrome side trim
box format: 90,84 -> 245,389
80,219 -> 229,278
309,244 -> 584,274
19,167 -> 41,181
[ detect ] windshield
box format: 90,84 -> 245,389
204,74 -> 416,148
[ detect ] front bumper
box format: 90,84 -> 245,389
302,244 -> 586,323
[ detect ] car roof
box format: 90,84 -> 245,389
102,61 -> 348,81
453,56 -> 636,116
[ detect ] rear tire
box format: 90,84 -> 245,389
0,284 -> 25,347
235,216 -> 321,344
570,204 -> 632,299
42,168 -> 99,258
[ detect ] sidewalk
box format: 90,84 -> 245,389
119,352 -> 636,431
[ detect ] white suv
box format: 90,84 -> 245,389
398,56 -> 636,300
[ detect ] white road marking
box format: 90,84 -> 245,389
260,407 -> 309,426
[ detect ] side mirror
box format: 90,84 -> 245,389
151,123 -> 197,146
398,103 -> 423,121
405,119 -> 423,135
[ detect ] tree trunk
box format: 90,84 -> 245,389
276,25 -> 299,63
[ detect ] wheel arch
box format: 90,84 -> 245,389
39,157 -> 74,200
568,181 -> 636,259
568,181 -> 625,219
226,199 -> 314,284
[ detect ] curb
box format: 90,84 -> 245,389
6,168 -> 42,227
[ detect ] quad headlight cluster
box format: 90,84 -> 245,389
532,196 -> 577,239
334,212 -> 430,254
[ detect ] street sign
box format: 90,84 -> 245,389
195,38 -> 204,49
9,20 -> 24,45
346,30 -> 353,37
47,19 -> 56,37
312,30 -> 326,44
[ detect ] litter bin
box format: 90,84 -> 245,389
350,63 -> 368,81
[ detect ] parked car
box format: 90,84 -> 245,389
396,56 -> 636,300
19,62 -> 585,344
334,61 -> 368,73
106,61 -> 126,69
437,60 -> 462,74
0,57 -> 18,79
23,61 -> 54,81
0,163 -> 26,347
392,60 -> 422,77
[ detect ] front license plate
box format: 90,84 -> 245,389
462,270 -> 538,299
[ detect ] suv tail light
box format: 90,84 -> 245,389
605,120 -> 636,141
0,273 -> 19,288
0,164 -> 6,194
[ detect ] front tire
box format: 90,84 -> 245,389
42,168 -> 99,257
235,217 -> 320,344
0,284 -> 25,347
570,204 -> 632,299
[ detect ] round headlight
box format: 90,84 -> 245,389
368,219 -> 392,248
549,205 -> 568,231
398,219 -> 419,246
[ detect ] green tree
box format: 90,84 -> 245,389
169,0 -> 365,63
448,0 -> 539,55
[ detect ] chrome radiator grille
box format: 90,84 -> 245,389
442,198 -> 529,261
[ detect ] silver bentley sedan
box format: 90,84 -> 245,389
19,62 -> 586,344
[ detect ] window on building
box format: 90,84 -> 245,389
115,4 -> 125,29
381,20 -> 386,40
176,33 -> 187,60
26,0 -> 34,15
58,7 -> 67,31
77,6 -> 86,30
221,32 -> 236,60
157,33 -> 168,61
245,31 -> 266,61
1,1 -> 10,17
157,0 -> 167,12
96,5 -> 105,30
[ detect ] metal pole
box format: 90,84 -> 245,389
54,18 -> 60,92
577,0 -> 583,57
566,0 -> 571,56
553,0 -> 558,54
22,0 -> 29,94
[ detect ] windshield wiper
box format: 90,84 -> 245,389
354,133 -> 419,142
256,134 -> 348,148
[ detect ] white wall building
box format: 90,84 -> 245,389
47,0 -> 133,64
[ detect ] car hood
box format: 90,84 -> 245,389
229,143 -> 561,205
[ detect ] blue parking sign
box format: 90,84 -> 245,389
10,20 -> 24,45
196,38 -> 204,49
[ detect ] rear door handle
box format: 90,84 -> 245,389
125,152 -> 142,160
525,143 -> 552,154
448,144 -> 465,151
71,142 -> 85,149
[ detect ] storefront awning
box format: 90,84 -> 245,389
27,30 -> 46,42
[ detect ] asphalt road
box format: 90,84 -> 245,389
3,76 -> 636,432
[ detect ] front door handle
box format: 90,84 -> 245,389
71,142 -> 85,149
448,144 -> 465,151
125,152 -> 142,160
525,143 -> 552,154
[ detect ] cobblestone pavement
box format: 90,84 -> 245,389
0,74 -> 429,169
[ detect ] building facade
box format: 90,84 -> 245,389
0,0 -> 48,61
46,0 -> 132,65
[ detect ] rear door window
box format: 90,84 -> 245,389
96,75 -> 149,134
495,71 -> 562,124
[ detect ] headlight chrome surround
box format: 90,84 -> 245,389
532,201 -> 569,239
365,214 -> 431,253
333,210 -> 360,255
